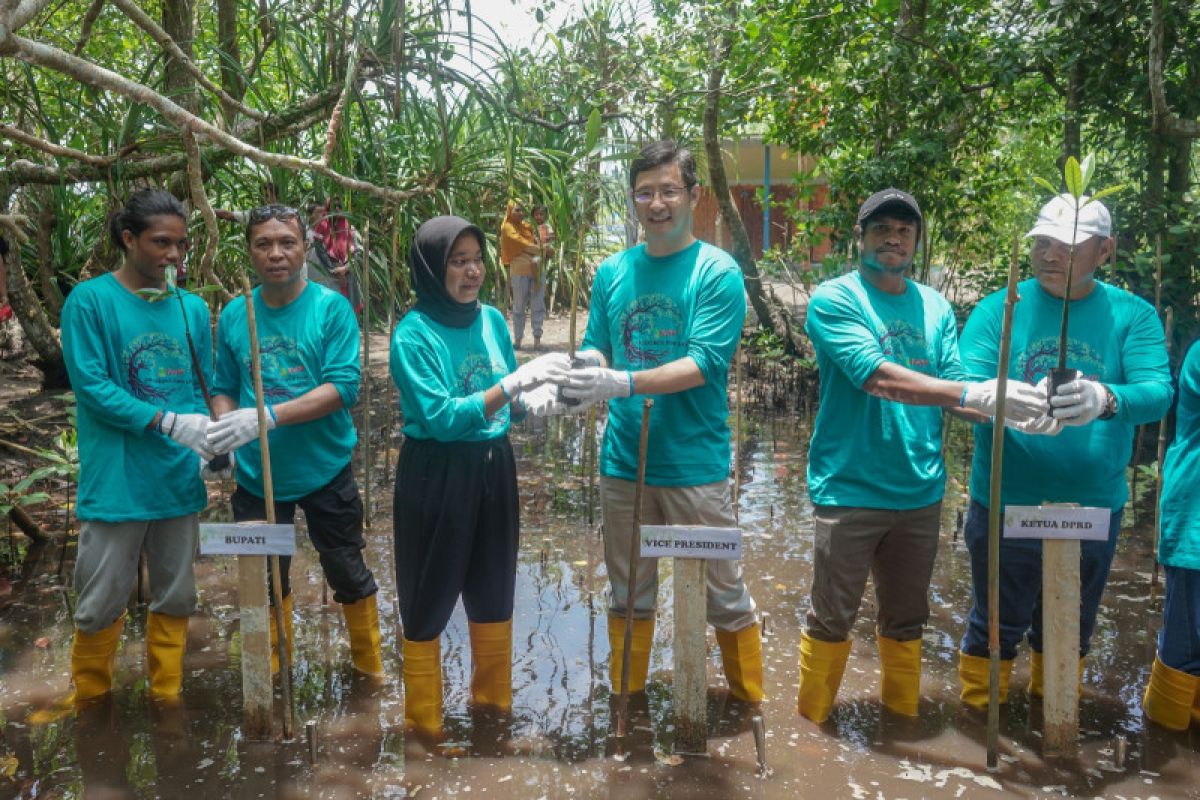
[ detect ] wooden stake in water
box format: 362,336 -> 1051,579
360,220 -> 372,527
986,232 -> 1022,770
615,399 -> 653,739
241,274 -> 294,740
385,212 -> 400,485
1151,306 -> 1173,604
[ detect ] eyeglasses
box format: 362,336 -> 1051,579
447,256 -> 485,270
632,185 -> 690,204
249,204 -> 301,225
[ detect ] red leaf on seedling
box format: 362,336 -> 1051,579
34,637 -> 51,648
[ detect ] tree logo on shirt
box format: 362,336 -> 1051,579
617,294 -> 684,368
458,353 -> 507,396
1018,337 -> 1104,383
879,320 -> 933,374
122,333 -> 189,402
242,336 -> 308,401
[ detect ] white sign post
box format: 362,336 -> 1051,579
1003,504 -> 1111,756
640,525 -> 743,755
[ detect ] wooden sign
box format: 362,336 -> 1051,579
199,523 -> 296,556
640,526 -> 742,560
1002,505 -> 1110,541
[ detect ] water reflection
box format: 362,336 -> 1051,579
1,409 -> 1197,798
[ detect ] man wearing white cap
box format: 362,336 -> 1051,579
797,188 -> 1050,724
956,194 -> 1172,708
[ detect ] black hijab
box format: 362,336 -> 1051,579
409,215 -> 486,328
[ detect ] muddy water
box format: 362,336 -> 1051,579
2,405 -> 1198,799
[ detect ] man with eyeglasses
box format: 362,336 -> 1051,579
556,140 -> 764,705
798,189 -> 1051,724
956,194 -> 1171,710
207,205 -> 383,679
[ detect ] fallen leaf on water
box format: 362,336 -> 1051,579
34,637 -> 51,649
653,751 -> 684,767
0,753 -> 18,778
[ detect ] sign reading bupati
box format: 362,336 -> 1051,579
199,523 -> 296,556
640,526 -> 742,560
1002,505 -> 1110,541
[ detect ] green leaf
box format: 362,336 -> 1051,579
585,107 -> 602,152
1079,153 -> 1095,194
1088,184 -> 1127,202
17,492 -> 51,506
1064,156 -> 1082,198
1032,176 -> 1058,194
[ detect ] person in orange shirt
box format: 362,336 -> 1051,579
499,200 -> 544,350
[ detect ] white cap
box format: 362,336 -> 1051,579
1025,193 -> 1112,244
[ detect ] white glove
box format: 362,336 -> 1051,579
207,407 -> 276,454
499,352 -> 572,397
162,412 -> 216,460
1050,378 -> 1108,426
1004,414 -> 1063,436
200,451 -> 237,480
963,379 -> 1048,422
560,366 -> 633,404
517,383 -> 573,417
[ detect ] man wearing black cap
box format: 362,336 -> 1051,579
797,188 -> 1049,724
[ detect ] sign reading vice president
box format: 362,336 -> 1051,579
640,526 -> 742,560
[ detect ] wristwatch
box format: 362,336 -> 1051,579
1099,385 -> 1118,420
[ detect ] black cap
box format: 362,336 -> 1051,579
856,188 -> 922,227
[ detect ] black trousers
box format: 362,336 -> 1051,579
393,436 -> 519,642
232,463 -> 378,604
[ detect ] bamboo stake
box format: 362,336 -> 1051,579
241,275 -> 294,740
615,398 -> 653,738
1151,306 -> 1173,604
733,344 -> 742,525
986,232 -> 1022,771
360,220 -> 372,527
384,211 -> 400,485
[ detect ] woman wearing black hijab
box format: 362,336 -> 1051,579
389,216 -> 569,738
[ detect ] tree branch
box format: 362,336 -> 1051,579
0,34 -> 432,202
0,121 -> 115,166
1149,0 -> 1200,139
182,128 -> 232,302
110,0 -> 265,122
72,0 -> 105,56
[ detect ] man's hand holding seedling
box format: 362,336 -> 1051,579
208,406 -> 277,454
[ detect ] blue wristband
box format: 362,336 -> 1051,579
500,382 -> 513,402
267,405 -> 278,424
959,385 -> 969,408
627,371 -> 636,396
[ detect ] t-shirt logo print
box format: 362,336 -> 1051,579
1019,337 -> 1104,384
244,336 -> 307,402
617,293 -> 684,368
878,320 -> 932,372
457,353 -> 505,396
122,333 -> 188,401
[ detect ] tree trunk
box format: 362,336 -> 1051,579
161,0 -> 196,113
1060,60 -> 1084,166
3,230 -> 67,387
216,0 -> 245,103
33,187 -> 63,323
702,10 -> 806,357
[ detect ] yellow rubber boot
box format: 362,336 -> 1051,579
958,651 -> 1012,710
146,612 -> 189,700
608,616 -> 655,694
1142,656 -> 1198,731
29,615 -> 125,725
878,635 -> 922,716
796,633 -> 851,723
402,637 -> 443,735
715,622 -> 764,703
269,594 -> 295,675
1029,650 -> 1085,698
342,594 -> 384,676
468,618 -> 513,711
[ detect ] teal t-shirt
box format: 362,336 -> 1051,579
1160,342 -> 1200,569
962,279 -> 1171,510
213,282 -> 360,501
61,273 -> 210,521
390,305 -> 516,442
580,240 -> 745,487
805,270 -> 965,509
